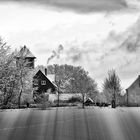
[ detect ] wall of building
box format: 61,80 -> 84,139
33,70 -> 56,95
127,76 -> 140,106
48,93 -> 82,102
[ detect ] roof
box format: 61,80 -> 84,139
47,74 -> 55,83
34,70 -> 57,88
16,46 -> 36,58
126,75 -> 140,90
84,97 -> 94,103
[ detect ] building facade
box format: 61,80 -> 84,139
33,70 -> 56,94
16,45 -> 36,69
16,46 -> 56,101
126,75 -> 140,106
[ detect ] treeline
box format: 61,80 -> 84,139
30,64 -> 125,108
0,38 -> 125,109
0,38 -> 99,109
36,64 -> 99,108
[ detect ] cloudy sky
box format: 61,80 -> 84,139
0,0 -> 140,91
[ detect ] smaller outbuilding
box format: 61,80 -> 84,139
84,97 -> 94,106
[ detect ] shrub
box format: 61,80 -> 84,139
39,101 -> 51,110
0,103 -> 18,109
67,96 -> 82,103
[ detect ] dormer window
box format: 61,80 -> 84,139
41,80 -> 46,85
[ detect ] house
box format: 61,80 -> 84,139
16,46 -> 58,103
84,97 -> 94,106
33,69 -> 56,96
126,75 -> 140,106
16,45 -> 36,69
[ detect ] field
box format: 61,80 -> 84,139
0,107 -> 140,140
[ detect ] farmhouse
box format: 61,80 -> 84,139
33,69 -> 56,94
16,46 -> 56,92
16,46 -> 85,103
126,75 -> 140,106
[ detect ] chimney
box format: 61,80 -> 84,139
45,68 -> 47,76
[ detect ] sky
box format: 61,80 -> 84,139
0,0 -> 140,91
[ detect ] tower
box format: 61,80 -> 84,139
16,45 -> 36,69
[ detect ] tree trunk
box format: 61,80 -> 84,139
82,102 -> 85,109
3,94 -> 11,106
3,85 -> 7,106
18,89 -> 22,108
3,81 -> 15,106
18,70 -> 23,109
57,91 -> 60,107
82,94 -> 85,109
112,90 -> 116,108
112,100 -> 116,108
57,79 -> 61,107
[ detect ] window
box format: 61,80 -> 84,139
33,79 -> 38,85
41,80 -> 46,85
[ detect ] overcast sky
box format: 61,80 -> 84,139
0,0 -> 140,91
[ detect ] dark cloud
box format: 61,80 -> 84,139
119,35 -> 140,52
117,17 -> 140,52
96,17 -> 140,72
99,35 -> 140,62
0,0 -> 127,13
95,29 -> 140,63
101,19 -> 140,59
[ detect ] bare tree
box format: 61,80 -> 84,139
0,39 -> 34,108
54,64 -> 62,107
14,49 -> 34,108
103,69 -> 122,108
48,64 -> 98,108
70,67 -> 97,109
75,68 -> 90,108
0,38 -> 17,108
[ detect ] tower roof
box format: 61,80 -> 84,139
16,45 -> 36,58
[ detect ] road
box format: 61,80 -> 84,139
0,107 -> 140,140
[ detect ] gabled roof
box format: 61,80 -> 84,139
33,70 -> 44,78
34,70 -> 57,88
84,97 -> 94,103
16,46 -> 36,58
47,74 -> 55,83
126,75 -> 140,90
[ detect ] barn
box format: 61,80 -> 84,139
126,75 -> 140,106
